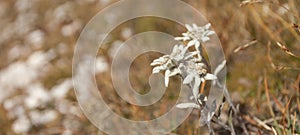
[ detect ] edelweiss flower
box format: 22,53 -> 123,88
151,44 -> 198,87
182,69 -> 216,101
175,23 -> 215,49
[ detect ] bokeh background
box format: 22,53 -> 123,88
0,0 -> 299,134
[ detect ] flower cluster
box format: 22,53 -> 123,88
150,23 -> 217,107
175,23 -> 215,48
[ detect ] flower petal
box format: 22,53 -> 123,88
206,30 -> 215,36
204,73 -> 217,80
193,76 -> 201,100
184,51 -> 198,60
183,74 -> 193,84
204,23 -> 211,29
164,70 -> 171,87
169,68 -> 180,77
187,39 -> 196,47
176,102 -> 200,109
192,23 -> 198,29
182,33 -> 188,36
185,24 -> 193,31
195,40 -> 201,50
150,59 -> 163,66
201,37 -> 210,42
174,37 -> 183,41
174,37 -> 190,41
152,66 -> 164,74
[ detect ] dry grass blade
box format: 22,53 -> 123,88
233,40 -> 257,53
294,74 -> 300,94
253,116 -> 272,130
271,95 -> 284,113
239,114 -> 251,135
293,74 -> 300,93
263,117 -> 282,124
272,127 -> 278,135
267,42 -> 300,71
292,112 -> 296,135
241,114 -> 257,125
281,96 -> 292,125
240,0 -> 264,7
258,130 -> 263,135
297,99 -> 300,117
241,114 -> 273,131
264,73 -> 275,118
276,42 -> 300,59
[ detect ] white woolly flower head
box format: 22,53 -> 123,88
175,23 -> 215,49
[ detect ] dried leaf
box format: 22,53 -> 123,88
233,40 -> 257,53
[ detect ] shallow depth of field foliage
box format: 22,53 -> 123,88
0,0 -> 299,134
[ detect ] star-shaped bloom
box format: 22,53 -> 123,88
183,70 -> 217,101
150,45 -> 198,87
175,23 -> 215,49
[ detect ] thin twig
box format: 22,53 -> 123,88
263,116 -> 283,124
200,80 -> 206,94
292,112 -> 296,134
228,109 -> 236,135
253,116 -> 272,130
281,96 -> 292,126
233,40 -> 257,53
266,41 -> 300,71
241,121 -> 249,135
272,127 -> 278,135
264,72 -> 275,117
240,0 -> 264,7
271,95 -> 285,114
276,42 -> 300,59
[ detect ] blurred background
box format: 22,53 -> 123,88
0,0 -> 299,134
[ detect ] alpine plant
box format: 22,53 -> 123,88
150,23 -> 227,133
